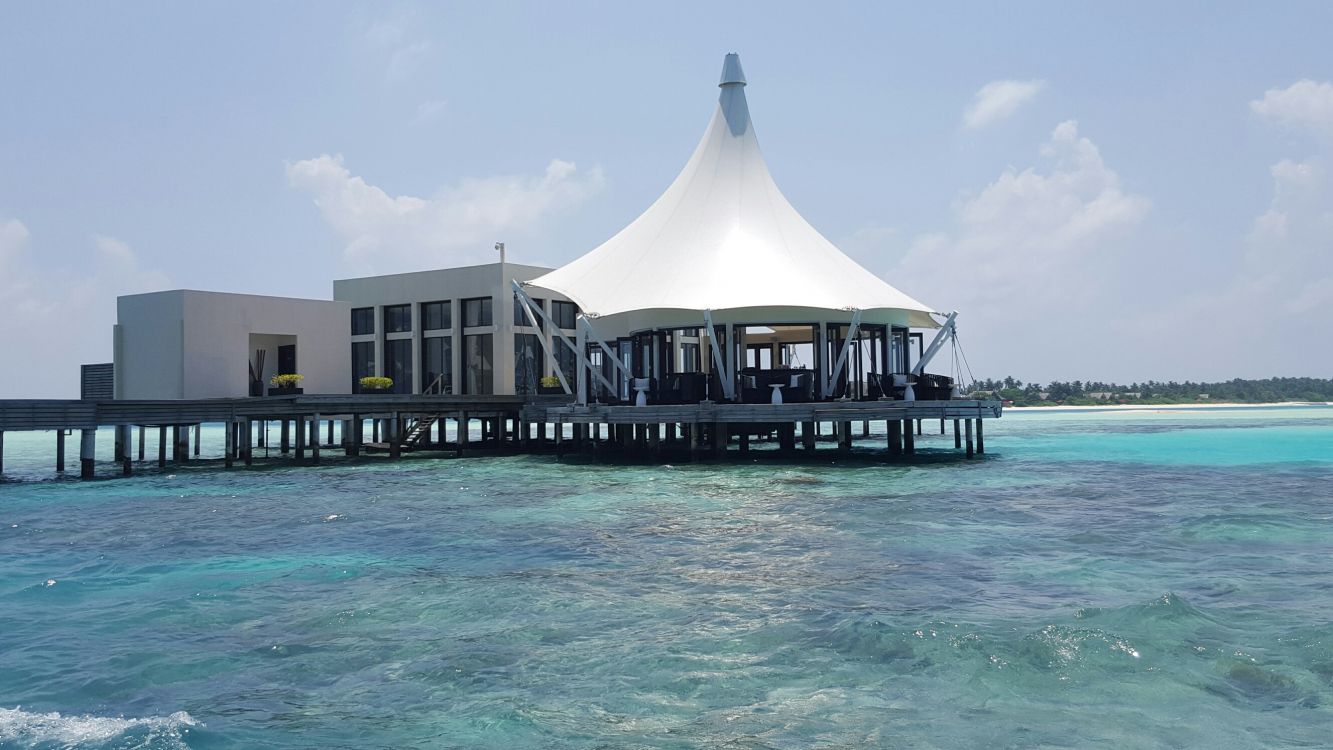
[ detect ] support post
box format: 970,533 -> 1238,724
348,416 -> 361,457
888,420 -> 902,456
80,428 -> 96,479
904,421 -> 915,454
174,425 -> 187,463
120,425 -> 132,476
243,419 -> 253,466
457,412 -> 468,455
158,426 -> 167,468
311,413 -> 321,463
965,418 -> 974,458
712,422 -> 727,458
224,421 -> 235,468
954,419 -> 961,448
802,421 -> 816,451
295,416 -> 306,461
326,419 -> 334,447
976,418 -> 984,454
138,426 -> 146,461
56,430 -> 66,472
193,424 -> 201,456
281,420 -> 291,455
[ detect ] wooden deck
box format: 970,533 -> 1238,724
0,394 -> 527,432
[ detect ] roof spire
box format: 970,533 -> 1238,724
719,53 -> 746,87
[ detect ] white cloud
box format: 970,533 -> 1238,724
1250,80 -> 1333,137
878,121 -> 1159,381
897,120 -> 1148,311
364,15 -> 433,82
0,225 -> 170,398
1244,159 -> 1333,305
962,79 -> 1046,130
286,154 -> 605,273
410,99 -> 447,126
0,218 -> 30,274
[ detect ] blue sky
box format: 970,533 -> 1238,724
3,2 -> 1332,397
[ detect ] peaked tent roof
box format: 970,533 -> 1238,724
528,54 -> 939,329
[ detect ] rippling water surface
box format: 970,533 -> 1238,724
2,407 -> 1332,748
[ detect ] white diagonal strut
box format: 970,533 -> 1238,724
512,282 -> 570,394
822,309 -> 863,399
575,316 -> 620,398
911,311 -> 958,377
703,309 -> 734,400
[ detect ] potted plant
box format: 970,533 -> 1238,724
537,375 -> 565,395
268,373 -> 304,395
359,376 -> 393,393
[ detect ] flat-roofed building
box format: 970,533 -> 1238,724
333,262 -> 579,396
113,290 -> 351,399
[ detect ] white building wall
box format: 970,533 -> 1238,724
115,292 -> 185,399
115,290 -> 351,399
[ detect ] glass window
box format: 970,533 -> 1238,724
551,300 -> 577,330
384,304 -> 411,333
352,341 -> 374,391
421,336 -> 452,394
383,338 -> 413,394
463,297 -> 492,327
514,333 -> 540,395
464,333 -> 493,395
680,343 -> 700,373
422,301 -> 450,331
351,307 -> 374,336
514,296 -> 544,329
554,338 -> 577,385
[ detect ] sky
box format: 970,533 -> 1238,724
2,2 -> 1332,398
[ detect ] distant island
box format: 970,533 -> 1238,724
968,376 -> 1333,407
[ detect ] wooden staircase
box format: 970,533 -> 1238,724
395,374 -> 450,451
398,414 -> 442,450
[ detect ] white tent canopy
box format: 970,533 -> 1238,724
528,53 -> 940,332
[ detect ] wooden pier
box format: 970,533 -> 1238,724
523,399 -> 999,460
0,395 -> 1001,479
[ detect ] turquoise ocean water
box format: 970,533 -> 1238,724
1,406 -> 1331,748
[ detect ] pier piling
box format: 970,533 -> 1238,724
80,428 -> 95,479
56,430 -> 65,472
311,414 -> 321,463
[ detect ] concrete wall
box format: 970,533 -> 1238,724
115,292 -> 185,399
115,290 -> 351,399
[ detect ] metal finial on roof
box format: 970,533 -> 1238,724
719,53 -> 746,87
